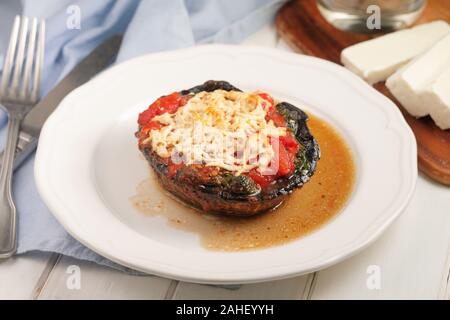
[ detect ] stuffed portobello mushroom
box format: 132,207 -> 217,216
136,80 -> 320,216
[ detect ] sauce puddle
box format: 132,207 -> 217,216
131,115 -> 355,251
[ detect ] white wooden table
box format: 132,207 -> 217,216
1,24 -> 449,300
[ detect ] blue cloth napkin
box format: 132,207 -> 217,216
0,0 -> 285,272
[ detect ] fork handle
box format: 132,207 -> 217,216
0,116 -> 21,258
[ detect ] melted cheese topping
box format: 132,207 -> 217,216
145,90 -> 286,174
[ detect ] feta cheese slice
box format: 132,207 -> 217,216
341,21 -> 450,84
386,33 -> 450,129
427,68 -> 450,130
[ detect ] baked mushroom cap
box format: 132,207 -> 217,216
137,80 -> 320,216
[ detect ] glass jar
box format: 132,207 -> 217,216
317,0 -> 427,33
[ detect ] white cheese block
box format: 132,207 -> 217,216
386,33 -> 450,129
341,20 -> 450,84
427,68 -> 450,130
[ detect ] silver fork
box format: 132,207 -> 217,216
0,16 -> 45,258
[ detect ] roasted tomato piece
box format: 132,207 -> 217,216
276,142 -> 295,177
248,169 -> 275,188
280,133 -> 300,154
138,92 -> 190,125
265,106 -> 287,127
258,93 -> 274,108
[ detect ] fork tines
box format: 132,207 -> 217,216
0,16 -> 45,103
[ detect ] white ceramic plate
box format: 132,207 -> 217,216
35,45 -> 417,284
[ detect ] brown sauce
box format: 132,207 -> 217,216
131,114 -> 356,251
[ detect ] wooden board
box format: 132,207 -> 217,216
276,0 -> 450,185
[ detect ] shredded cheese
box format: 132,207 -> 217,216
145,90 -> 286,175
